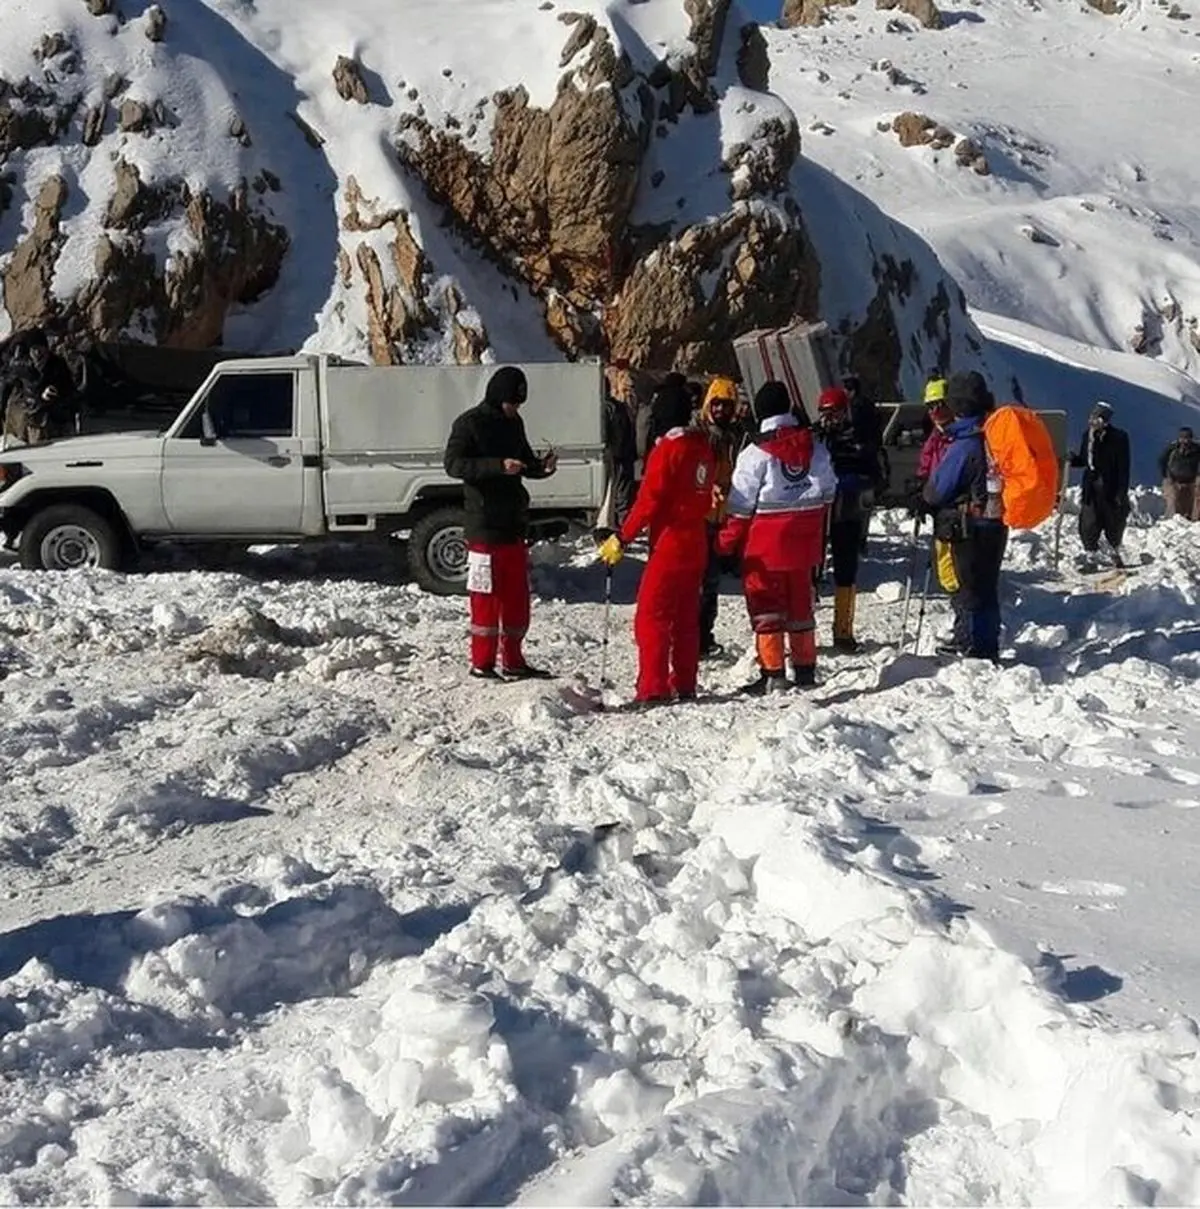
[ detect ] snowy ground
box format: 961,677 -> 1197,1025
2,502 -> 1199,1206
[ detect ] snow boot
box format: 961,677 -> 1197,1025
791,665 -> 816,689
470,666 -> 501,681
833,586 -> 859,653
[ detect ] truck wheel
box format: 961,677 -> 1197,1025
408,508 -> 469,596
19,504 -> 124,572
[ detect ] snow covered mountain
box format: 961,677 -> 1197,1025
1,0 -> 1008,399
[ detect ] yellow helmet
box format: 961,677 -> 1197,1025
923,377 -> 947,404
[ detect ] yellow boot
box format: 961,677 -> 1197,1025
833,586 -> 858,652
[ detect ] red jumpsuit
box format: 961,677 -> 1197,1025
619,427 -> 716,702
718,416 -> 836,675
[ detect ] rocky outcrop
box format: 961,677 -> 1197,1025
0,77 -> 77,157
0,19 -> 292,351
781,0 -> 856,27
892,111 -> 955,149
144,5 -> 167,43
2,175 -> 69,330
396,21 -> 646,309
876,0 -> 944,29
606,205 -> 821,375
395,5 -> 827,374
333,56 -> 370,104
737,23 -> 770,92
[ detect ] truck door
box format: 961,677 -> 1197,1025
162,370 -> 305,533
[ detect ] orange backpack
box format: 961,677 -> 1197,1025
982,405 -> 1060,529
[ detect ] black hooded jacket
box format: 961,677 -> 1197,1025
444,370 -> 549,543
1070,422 -> 1130,505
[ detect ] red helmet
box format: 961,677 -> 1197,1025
818,386 -> 849,412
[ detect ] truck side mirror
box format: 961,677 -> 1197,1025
200,407 -> 218,447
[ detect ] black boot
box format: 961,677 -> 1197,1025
792,665 -> 816,689
470,666 -> 501,681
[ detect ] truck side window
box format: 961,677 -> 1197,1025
180,373 -> 295,440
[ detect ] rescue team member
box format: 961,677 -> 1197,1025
923,371 -> 1007,663
444,366 -> 557,680
718,381 -> 837,692
815,385 -> 883,652
597,387 -> 715,705
695,376 -> 740,658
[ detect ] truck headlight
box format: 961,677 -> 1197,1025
0,463 -> 24,493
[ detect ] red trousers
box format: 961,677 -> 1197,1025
634,554 -> 704,701
468,541 -> 530,671
744,566 -> 817,672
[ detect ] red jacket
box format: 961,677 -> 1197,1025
717,416 -> 837,572
620,427 -> 715,570
918,426 -> 952,481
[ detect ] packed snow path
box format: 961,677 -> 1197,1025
1,508 -> 1199,1205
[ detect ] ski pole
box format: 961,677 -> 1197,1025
912,558 -> 933,655
598,566 -> 614,689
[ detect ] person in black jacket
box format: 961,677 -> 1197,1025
602,361 -> 638,531
815,384 -> 885,651
1159,427 -> 1200,521
1,329 -> 78,445
1069,401 -> 1131,569
444,366 -> 556,680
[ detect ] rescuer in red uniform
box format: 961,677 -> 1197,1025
718,381 -> 837,692
598,385 -> 716,704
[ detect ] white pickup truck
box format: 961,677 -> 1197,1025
0,354 -> 607,593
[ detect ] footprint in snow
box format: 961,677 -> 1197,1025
1039,879 -> 1127,899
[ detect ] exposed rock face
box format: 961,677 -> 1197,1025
607,206 -> 821,375
2,175 -> 69,331
144,5 -> 167,43
1085,0 -> 1125,12
737,23 -> 770,91
0,20 -> 292,351
333,56 -> 370,104
396,4 -> 826,374
876,0 -> 944,29
781,0 -> 856,28
892,111 -> 955,149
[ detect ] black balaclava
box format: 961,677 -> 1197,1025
484,366 -> 529,409
753,381 -> 792,424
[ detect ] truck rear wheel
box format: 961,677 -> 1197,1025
19,504 -> 124,572
408,507 -> 469,596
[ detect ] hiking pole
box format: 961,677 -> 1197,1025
912,558 -> 933,655
1052,458 -> 1070,573
598,566 -> 614,690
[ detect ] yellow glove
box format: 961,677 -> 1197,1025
597,534 -> 624,567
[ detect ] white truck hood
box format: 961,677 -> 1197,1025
0,431 -> 161,465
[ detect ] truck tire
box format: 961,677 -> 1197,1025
19,504 -> 124,572
408,507 -> 470,596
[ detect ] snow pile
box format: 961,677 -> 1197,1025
2,503 -> 1200,1204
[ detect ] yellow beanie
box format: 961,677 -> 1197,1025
923,378 -> 947,404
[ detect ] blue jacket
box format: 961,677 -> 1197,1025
924,416 -> 992,514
